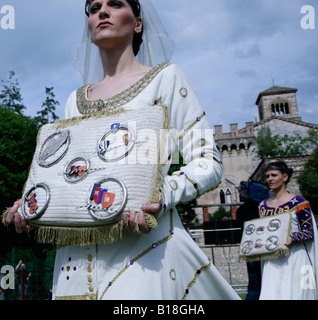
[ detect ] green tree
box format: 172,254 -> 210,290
255,126 -> 280,158
0,71 -> 25,114
256,125 -> 313,158
297,148 -> 318,214
278,133 -> 311,157
0,74 -> 58,300
209,206 -> 231,222
35,87 -> 59,126
0,105 -> 38,211
307,129 -> 318,148
0,105 -> 40,259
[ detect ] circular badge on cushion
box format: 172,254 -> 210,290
245,224 -> 255,236
241,240 -> 253,255
22,184 -> 50,220
97,124 -> 135,162
63,157 -> 90,184
267,218 -> 282,232
37,130 -> 70,168
265,236 -> 280,252
87,177 -> 127,222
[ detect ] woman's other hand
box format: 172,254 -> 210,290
122,202 -> 162,234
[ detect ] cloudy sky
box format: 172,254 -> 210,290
0,0 -> 317,132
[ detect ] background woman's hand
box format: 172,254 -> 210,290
122,202 -> 162,234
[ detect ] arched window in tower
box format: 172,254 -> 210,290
226,189 -> 232,204
285,103 -> 289,114
220,190 -> 225,204
272,104 -> 276,116
271,101 -> 290,116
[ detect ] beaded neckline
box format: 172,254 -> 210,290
263,195 -> 303,209
76,62 -> 170,115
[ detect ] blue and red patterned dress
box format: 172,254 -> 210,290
258,195 -> 318,300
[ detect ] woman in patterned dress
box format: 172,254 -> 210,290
259,161 -> 318,300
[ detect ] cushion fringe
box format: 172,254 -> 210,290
239,247 -> 290,263
2,208 -> 10,226
34,213 -> 158,246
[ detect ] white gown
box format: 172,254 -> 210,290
52,63 -> 240,300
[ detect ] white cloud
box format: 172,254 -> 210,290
0,0 -> 317,130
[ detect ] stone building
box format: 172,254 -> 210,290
196,85 -> 318,221
194,85 -> 318,286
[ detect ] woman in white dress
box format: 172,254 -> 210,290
5,0 -> 239,300
259,161 -> 318,300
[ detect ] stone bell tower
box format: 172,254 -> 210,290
255,86 -> 301,122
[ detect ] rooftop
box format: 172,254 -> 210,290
256,86 -> 298,105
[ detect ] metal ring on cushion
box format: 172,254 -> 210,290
22,184 -> 50,220
87,177 -> 128,222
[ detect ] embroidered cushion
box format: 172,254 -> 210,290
20,104 -> 168,245
240,212 -> 292,261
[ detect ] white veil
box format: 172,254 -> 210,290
73,0 -> 175,85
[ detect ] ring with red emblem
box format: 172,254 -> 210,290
87,177 -> 128,222
21,184 -> 50,220
63,157 -> 90,184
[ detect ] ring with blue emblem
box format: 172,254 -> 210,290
97,124 -> 135,162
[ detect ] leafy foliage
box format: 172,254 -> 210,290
209,206 -> 231,222
0,71 -> 25,114
0,105 -> 39,209
35,87 -> 60,126
297,148 -> 318,213
255,125 -> 313,159
0,72 -> 60,298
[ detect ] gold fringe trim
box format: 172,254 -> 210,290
2,208 -> 10,226
35,222 -> 124,246
33,212 -> 158,246
145,212 -> 159,230
240,247 -> 290,263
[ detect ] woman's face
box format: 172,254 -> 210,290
265,170 -> 289,191
87,0 -> 142,50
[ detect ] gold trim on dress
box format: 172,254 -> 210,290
54,293 -> 97,301
181,261 -> 212,300
178,112 -> 206,141
99,209 -> 175,300
77,62 -> 170,115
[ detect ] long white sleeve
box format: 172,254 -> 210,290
159,65 -> 222,214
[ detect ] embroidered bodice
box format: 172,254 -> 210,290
259,195 -> 314,243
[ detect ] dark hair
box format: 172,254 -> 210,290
265,161 -> 294,184
85,0 -> 143,56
